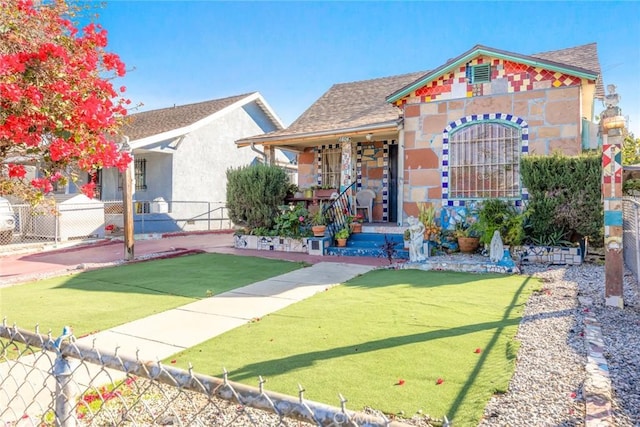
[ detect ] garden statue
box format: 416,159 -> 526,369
490,230 -> 504,263
407,216 -> 426,262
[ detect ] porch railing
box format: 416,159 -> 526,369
323,182 -> 356,237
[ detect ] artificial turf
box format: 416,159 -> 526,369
0,253 -> 304,336
167,269 -> 536,425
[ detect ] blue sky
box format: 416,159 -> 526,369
93,1 -> 640,136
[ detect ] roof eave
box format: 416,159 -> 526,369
386,46 -> 600,103
236,121 -> 400,148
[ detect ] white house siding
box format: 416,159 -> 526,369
170,101 -> 277,204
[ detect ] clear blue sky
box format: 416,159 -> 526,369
92,1 -> 640,136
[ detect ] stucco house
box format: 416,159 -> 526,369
87,92 -> 293,233
237,43 -> 604,227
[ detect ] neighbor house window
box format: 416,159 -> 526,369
118,158 -> 147,191
449,122 -> 521,199
320,146 -> 341,188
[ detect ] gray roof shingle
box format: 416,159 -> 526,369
531,42 -> 604,98
124,93 -> 255,141
244,43 -> 603,144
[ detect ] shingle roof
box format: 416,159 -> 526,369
124,93 -> 255,141
239,43 -> 602,145
531,42 -> 604,98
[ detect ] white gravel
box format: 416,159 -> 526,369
476,262 -> 640,427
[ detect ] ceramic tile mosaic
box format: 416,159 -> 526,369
441,113 -> 529,206
394,55 -> 591,107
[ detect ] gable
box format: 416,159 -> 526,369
392,54 -> 596,107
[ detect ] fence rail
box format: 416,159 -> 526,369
623,197 -> 640,282
2,199 -> 233,247
0,323 -> 410,427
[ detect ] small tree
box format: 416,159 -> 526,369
226,164 -> 289,230
1,0 -> 131,202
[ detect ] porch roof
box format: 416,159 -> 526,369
235,71 -> 427,150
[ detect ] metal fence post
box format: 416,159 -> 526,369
208,202 -> 211,231
52,326 -> 76,427
53,355 -> 76,427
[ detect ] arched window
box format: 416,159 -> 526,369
448,121 -> 521,199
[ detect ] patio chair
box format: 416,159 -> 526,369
355,189 -> 375,223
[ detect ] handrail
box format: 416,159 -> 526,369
323,182 -> 357,237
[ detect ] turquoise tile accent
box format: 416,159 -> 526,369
604,210 -> 623,226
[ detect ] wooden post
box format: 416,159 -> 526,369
601,84 -> 624,308
121,138 -> 134,261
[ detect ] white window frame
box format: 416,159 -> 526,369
320,146 -> 341,188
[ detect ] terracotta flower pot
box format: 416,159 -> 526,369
312,225 -> 326,237
350,222 -> 362,233
458,237 -> 480,253
336,238 -> 347,247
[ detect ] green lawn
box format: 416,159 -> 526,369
0,253 -> 305,336
168,269 -> 536,425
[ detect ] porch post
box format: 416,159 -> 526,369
601,84 -> 625,308
397,122 -> 405,226
340,138 -> 353,210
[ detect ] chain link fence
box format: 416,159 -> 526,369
1,323 -> 409,427
2,199 -> 232,247
622,197 -> 640,282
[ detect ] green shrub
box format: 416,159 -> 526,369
475,199 -> 525,246
521,153 -> 602,246
226,164 -> 290,230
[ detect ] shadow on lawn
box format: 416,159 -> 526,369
343,269 -> 498,290
226,317 -> 521,382
445,275 -> 532,421
225,274 -> 534,423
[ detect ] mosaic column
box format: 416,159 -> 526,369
601,84 -> 625,308
340,138 -> 352,192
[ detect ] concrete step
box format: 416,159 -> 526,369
326,232 -> 409,259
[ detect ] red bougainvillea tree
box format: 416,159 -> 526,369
0,0 -> 131,201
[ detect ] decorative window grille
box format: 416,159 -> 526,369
134,159 -> 147,190
320,146 -> 341,188
449,122 -> 520,199
118,158 -> 147,191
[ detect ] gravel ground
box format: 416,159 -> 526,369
477,262 -> 640,427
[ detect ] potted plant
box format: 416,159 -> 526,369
417,202 -> 440,241
454,219 -> 480,253
311,204 -> 327,237
334,227 -> 350,247
348,213 -> 364,233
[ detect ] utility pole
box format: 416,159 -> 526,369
121,137 -> 134,261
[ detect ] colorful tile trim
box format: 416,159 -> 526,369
356,143 -> 362,192
441,114 -> 529,206
394,55 -> 590,106
382,140 -> 389,222
583,314 -> 615,426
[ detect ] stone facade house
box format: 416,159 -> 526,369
238,43 -> 604,226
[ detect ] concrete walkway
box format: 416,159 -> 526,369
76,261 -> 375,361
